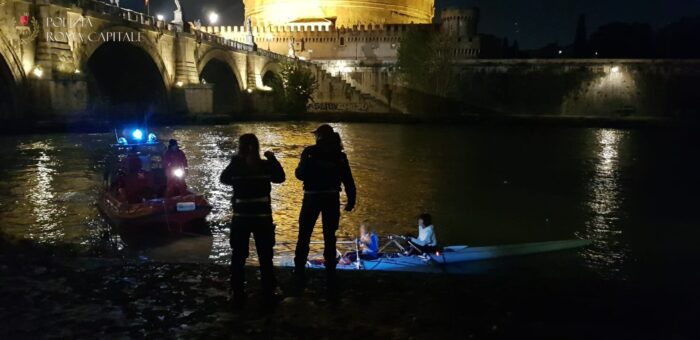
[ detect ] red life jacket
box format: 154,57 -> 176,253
120,171 -> 153,204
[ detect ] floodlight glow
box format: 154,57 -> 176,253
156,14 -> 165,21
132,129 -> 144,140
32,66 -> 44,78
173,168 -> 185,178
611,66 -> 620,73
208,12 -> 219,24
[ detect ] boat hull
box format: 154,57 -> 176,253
97,191 -> 212,231
284,239 -> 592,273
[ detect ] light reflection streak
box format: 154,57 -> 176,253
0,125 -> 634,277
175,129 -> 232,263
578,129 -> 629,279
22,141 -> 66,243
162,125 -> 348,264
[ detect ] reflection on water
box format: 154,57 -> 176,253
0,123 -> 668,278
24,141 -> 65,242
171,124 -> 340,263
578,129 -> 629,279
179,128 -> 233,263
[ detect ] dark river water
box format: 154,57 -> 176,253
1,122 -> 698,280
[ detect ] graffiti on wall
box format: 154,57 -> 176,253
307,102 -> 370,112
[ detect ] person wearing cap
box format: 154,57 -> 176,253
293,124 -> 357,294
163,139 -> 188,197
220,134 -> 286,308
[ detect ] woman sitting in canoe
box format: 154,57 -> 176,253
340,222 -> 379,264
406,213 -> 438,255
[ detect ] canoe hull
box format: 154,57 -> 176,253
286,239 -> 592,273
430,239 -> 593,264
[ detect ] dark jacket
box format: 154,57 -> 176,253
220,155 -> 285,216
163,148 -> 188,173
295,144 -> 356,205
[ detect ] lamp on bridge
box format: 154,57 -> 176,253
32,66 -> 44,78
208,12 -> 219,25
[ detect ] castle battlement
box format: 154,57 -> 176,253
242,0 -> 435,27
202,6 -> 480,61
202,23 -> 431,35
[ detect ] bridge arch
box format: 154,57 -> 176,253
82,26 -> 169,120
197,49 -> 244,90
0,36 -> 26,120
81,26 -> 171,86
260,62 -> 282,88
197,49 -> 244,114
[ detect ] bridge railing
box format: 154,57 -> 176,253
256,49 -> 288,60
83,1 -> 161,28
74,1 -> 298,56
193,30 -> 256,52
81,1 -> 257,52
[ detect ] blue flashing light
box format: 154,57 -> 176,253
117,137 -> 128,145
132,129 -> 144,140
147,133 -> 157,143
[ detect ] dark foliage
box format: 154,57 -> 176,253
268,61 -> 318,115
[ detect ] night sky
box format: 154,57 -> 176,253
121,0 -> 700,48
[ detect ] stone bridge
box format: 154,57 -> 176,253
0,0 -> 391,123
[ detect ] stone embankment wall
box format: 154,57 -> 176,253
451,59 -> 700,118
335,59 -> 700,118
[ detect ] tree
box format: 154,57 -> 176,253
396,29 -> 433,93
589,22 -> 653,58
396,28 -> 456,96
268,60 -> 318,115
573,14 -> 589,58
510,40 -> 521,58
655,16 -> 700,58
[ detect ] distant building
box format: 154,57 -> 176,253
204,0 -> 480,63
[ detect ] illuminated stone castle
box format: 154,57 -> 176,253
204,1 -> 480,62
243,0 -> 436,27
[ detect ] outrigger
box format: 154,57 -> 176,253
280,236 -> 592,273
96,128 -> 212,232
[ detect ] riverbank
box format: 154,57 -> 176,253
0,235 -> 695,339
0,112 -> 679,135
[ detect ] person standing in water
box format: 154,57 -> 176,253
293,124 -> 356,294
220,134 -> 286,308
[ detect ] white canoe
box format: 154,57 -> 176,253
283,239 -> 592,273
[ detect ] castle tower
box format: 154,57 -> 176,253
243,0 -> 435,27
440,7 -> 479,41
440,8 -> 481,58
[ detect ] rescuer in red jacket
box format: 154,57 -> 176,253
117,150 -> 154,204
163,139 -> 189,197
